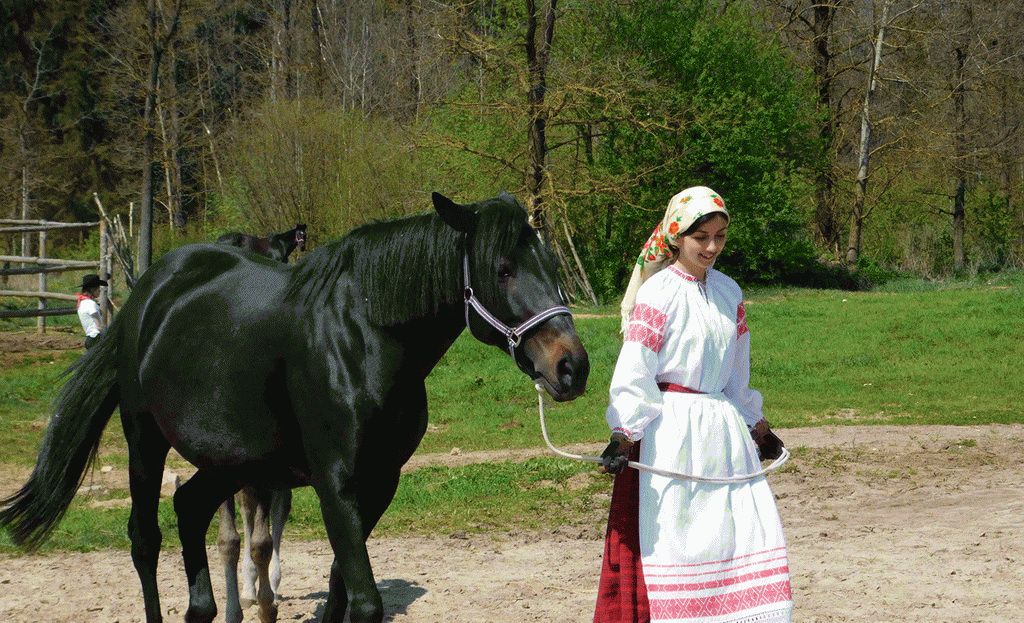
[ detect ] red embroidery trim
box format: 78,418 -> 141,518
648,580 -> 792,619
643,555 -> 790,579
625,303 -> 668,352
737,302 -> 749,338
646,565 -> 790,592
667,264 -> 700,282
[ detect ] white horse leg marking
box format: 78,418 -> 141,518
217,495 -> 244,623
269,489 -> 292,604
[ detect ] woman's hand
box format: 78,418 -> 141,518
751,419 -> 784,460
599,432 -> 633,474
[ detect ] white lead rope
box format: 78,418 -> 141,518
535,383 -> 790,483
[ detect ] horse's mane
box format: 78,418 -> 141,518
285,199 -> 528,326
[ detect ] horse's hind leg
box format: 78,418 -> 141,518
217,495 -> 244,623
122,411 -> 171,623
241,486 -> 278,623
174,469 -> 239,623
269,488 -> 292,604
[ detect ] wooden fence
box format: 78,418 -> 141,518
0,219 -> 113,333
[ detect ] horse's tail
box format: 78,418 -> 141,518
0,328 -> 120,550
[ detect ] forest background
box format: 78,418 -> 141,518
2,0 -> 1022,303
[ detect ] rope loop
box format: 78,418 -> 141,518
535,383 -> 790,484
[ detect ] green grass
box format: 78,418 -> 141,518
0,457 -> 606,553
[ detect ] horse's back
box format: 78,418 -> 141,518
116,244 -> 297,468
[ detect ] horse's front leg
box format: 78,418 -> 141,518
314,473 -> 383,623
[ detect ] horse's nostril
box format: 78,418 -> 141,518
557,356 -> 574,381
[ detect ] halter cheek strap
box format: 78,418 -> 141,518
462,254 -> 573,357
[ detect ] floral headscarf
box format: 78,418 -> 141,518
619,186 -> 729,332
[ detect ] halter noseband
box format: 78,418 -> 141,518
462,253 -> 573,357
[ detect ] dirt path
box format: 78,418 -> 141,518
2,424 -> 1023,622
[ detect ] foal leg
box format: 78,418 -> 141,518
239,486 -> 259,608
242,487 -> 278,623
269,488 -> 292,604
122,412 -> 171,623
217,495 -> 244,623
174,469 -> 239,623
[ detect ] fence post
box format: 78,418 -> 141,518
99,219 -> 111,324
37,226 -> 47,334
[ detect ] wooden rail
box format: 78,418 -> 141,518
0,217 -> 111,332
0,306 -> 77,319
0,255 -> 100,268
0,289 -> 80,302
0,222 -> 99,234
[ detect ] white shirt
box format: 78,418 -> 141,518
606,264 -> 764,440
77,296 -> 104,338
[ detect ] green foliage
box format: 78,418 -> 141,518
562,0 -> 821,299
218,99 -> 437,244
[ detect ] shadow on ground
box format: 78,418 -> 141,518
299,578 -> 427,622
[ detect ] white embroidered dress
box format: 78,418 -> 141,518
607,264 -> 793,623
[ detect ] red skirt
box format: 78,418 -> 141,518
594,442 -> 650,623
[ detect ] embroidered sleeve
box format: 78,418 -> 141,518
606,286 -> 671,441
723,299 -> 764,428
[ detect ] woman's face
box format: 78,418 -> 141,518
676,214 -> 729,277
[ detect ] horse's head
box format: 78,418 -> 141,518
294,223 -> 307,251
432,192 -> 589,402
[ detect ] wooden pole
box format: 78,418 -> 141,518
37,228 -> 47,333
99,220 -> 112,324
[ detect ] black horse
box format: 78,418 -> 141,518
0,192 -> 589,623
217,222 -> 307,263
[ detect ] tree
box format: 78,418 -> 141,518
138,0 -> 181,272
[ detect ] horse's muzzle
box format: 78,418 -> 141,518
523,324 -> 589,402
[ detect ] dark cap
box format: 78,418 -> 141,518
81,274 -> 108,290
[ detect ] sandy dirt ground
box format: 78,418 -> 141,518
1,423 -> 1022,622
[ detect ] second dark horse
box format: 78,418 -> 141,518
0,192 -> 589,623
217,222 -> 307,263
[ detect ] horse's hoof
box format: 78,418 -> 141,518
240,597 -> 256,609
258,603 -> 279,623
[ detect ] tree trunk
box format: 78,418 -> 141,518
139,2 -> 159,272
139,0 -> 181,272
952,45 -> 968,272
525,0 -> 557,227
812,1 -> 839,251
846,0 -> 891,265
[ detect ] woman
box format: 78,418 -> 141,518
594,186 -> 792,623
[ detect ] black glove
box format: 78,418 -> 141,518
599,432 -> 633,474
751,419 -> 784,460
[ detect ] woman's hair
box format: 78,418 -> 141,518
666,212 -> 730,255
682,211 -> 729,237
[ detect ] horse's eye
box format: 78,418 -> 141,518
497,261 -> 515,281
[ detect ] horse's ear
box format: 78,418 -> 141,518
432,192 -> 477,233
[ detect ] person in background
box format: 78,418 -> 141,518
77,273 -> 107,349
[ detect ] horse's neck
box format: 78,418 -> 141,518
389,304 -> 467,378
